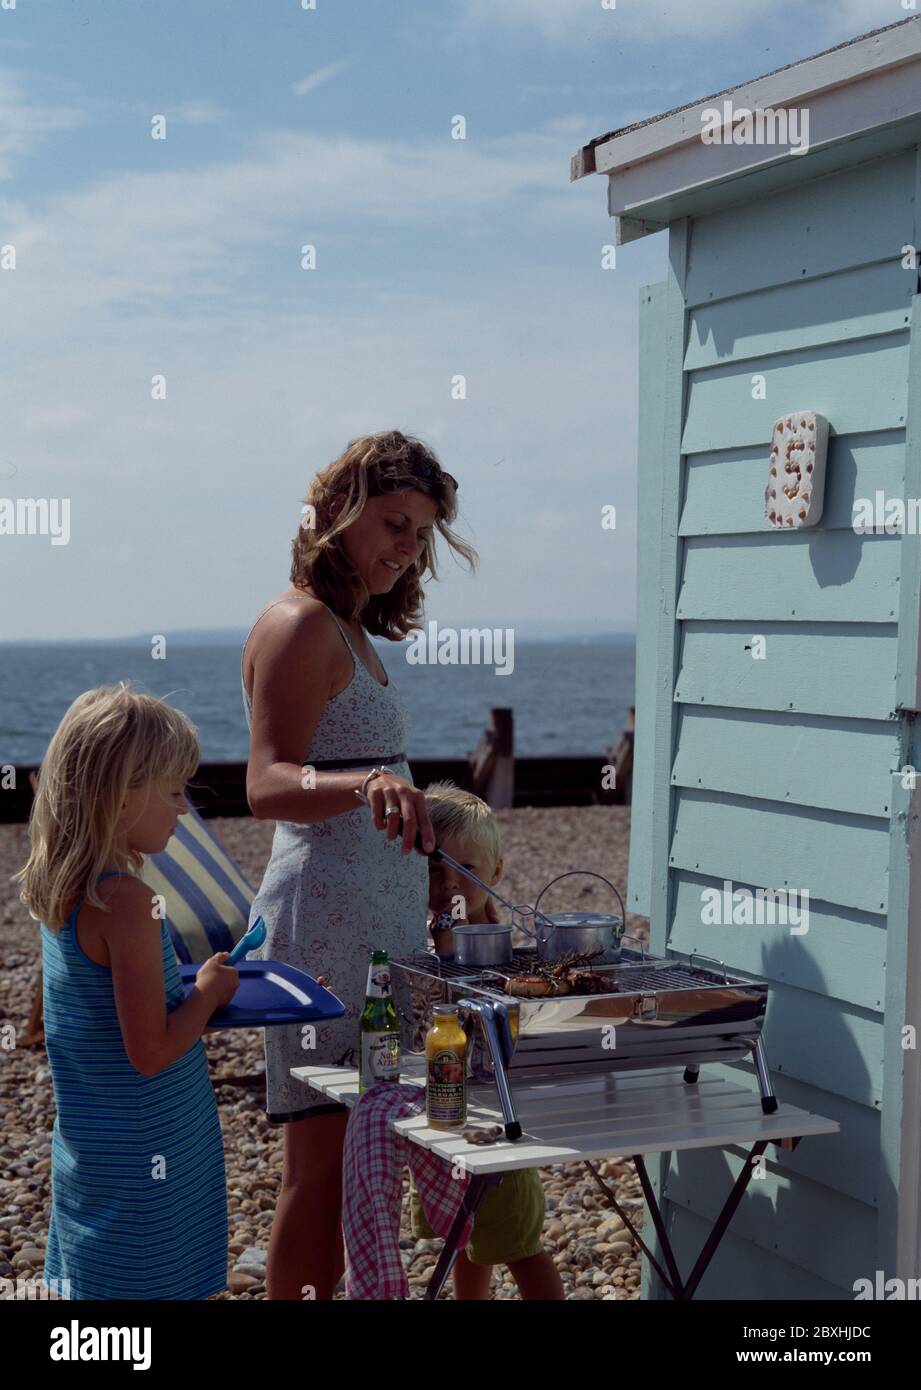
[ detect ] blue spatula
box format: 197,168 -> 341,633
228,916 -> 267,966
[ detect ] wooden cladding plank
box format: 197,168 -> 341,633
677,531 -> 900,623
639,218 -> 692,1296
672,706 -> 897,818
643,222 -> 690,949
669,870 -> 886,1013
701,1061 -> 881,1207
669,787 -> 890,916
627,279 -> 669,920
665,1207 -> 852,1299
685,148 -> 915,307
685,259 -> 914,371
676,621 -> 899,719
680,430 -> 905,537
895,293 -> 921,712
681,332 -> 910,456
664,1147 -> 877,1291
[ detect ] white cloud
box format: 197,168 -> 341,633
459,0 -> 913,45
836,0 -> 919,27
0,68 -> 90,180
0,279 -> 641,639
458,0 -> 768,43
0,73 -> 644,640
292,58 -> 352,97
0,119 -> 593,340
167,98 -> 230,125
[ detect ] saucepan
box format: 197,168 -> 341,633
522,871 -> 634,964
432,867 -> 632,969
452,921 -> 515,968
355,789 -> 631,967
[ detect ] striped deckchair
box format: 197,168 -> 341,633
140,809 -> 254,964
23,809 -> 255,1049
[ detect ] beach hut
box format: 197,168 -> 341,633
572,16 -> 921,1299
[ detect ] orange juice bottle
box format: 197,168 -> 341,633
425,1004 -> 467,1129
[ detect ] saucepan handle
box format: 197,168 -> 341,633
532,870 -> 627,932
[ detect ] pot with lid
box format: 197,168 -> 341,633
522,872 -> 634,963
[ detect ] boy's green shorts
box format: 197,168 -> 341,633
409,1167 -> 545,1266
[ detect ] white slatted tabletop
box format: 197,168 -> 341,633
291,1059 -> 839,1174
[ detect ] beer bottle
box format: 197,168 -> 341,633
358,949 -> 401,1093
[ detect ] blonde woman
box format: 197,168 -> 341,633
241,429 -> 475,1299
15,685 -> 238,1300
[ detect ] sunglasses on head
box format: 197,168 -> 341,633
408,457 -> 459,492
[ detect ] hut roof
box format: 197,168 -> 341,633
571,15 -> 921,241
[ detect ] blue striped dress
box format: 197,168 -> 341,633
41,871 -> 228,1300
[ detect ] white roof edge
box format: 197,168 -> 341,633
571,15 -> 921,181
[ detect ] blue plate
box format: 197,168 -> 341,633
179,960 -> 346,1029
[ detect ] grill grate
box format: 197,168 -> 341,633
398,949 -> 733,994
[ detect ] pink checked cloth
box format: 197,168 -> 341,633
342,1082 -> 475,1299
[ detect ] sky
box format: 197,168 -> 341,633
0,0 -> 909,641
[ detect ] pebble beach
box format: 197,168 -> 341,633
0,804 -> 649,1301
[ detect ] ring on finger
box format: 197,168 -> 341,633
384,806 -> 400,817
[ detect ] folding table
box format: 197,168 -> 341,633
292,1058 -> 839,1300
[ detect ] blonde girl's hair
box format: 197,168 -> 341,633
423,780 -> 501,871
13,682 -> 200,929
290,429 -> 478,640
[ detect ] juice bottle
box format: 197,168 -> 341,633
425,1004 -> 467,1129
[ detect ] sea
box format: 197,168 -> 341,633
0,635 -> 636,765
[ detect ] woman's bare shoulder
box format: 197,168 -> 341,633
247,592 -> 348,693
249,591 -> 338,651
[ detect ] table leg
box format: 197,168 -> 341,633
631,1155 -> 685,1297
423,1173 -> 500,1301
680,1139 -> 768,1299
588,1140 -> 771,1301
584,1158 -> 681,1298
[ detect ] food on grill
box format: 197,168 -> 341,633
566,970 -> 618,994
502,949 -> 618,997
506,975 -> 569,998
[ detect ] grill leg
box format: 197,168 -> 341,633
423,1173 -> 498,1301
752,1036 -> 778,1114
683,1064 -> 700,1085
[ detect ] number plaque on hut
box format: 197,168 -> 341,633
763,410 -> 829,529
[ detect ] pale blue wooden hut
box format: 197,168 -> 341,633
572,16 -> 921,1299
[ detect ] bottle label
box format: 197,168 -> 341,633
426,1048 -> 466,1125
365,964 -> 391,998
361,1030 -> 400,1087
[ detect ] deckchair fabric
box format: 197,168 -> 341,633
140,810 -> 254,964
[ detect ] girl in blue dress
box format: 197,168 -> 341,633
15,683 -> 239,1300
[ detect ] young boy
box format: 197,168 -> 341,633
410,781 -> 564,1300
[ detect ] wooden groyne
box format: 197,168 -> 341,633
2,708 -> 635,822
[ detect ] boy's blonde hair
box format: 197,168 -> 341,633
423,780 -> 501,869
14,682 -> 200,929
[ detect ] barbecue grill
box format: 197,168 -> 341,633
391,946 -> 776,1141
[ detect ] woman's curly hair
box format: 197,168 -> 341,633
290,430 -> 477,639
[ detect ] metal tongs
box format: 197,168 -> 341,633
354,788 -> 555,931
